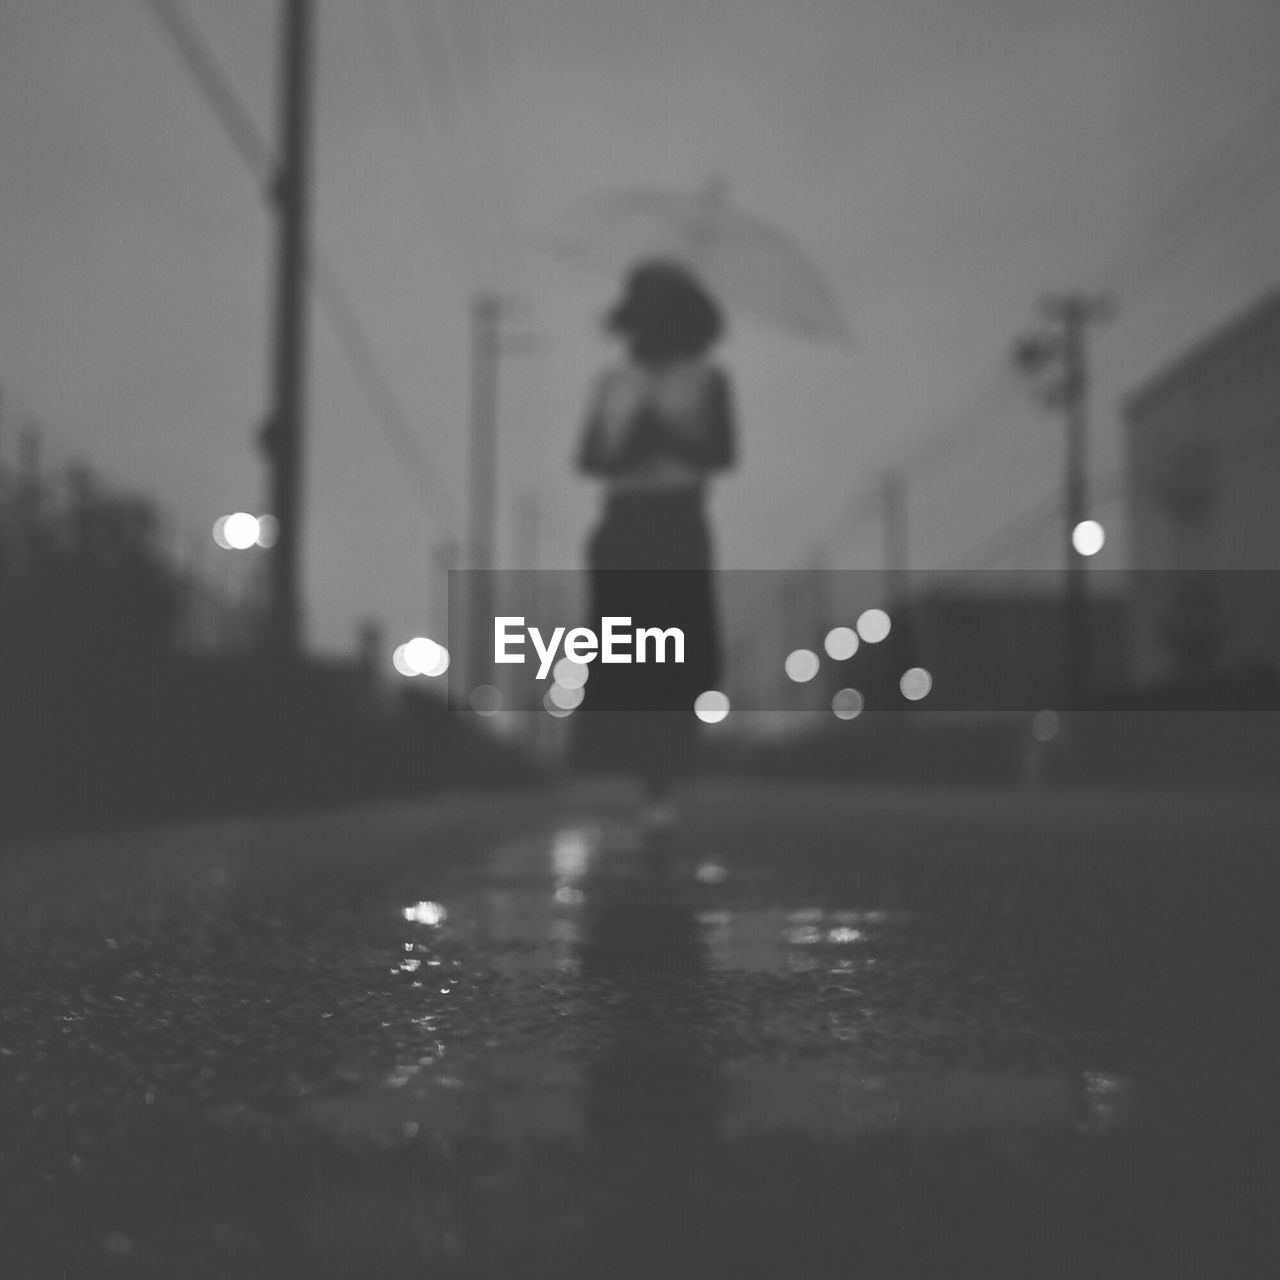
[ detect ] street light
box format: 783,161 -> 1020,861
212,512 -> 278,550
1071,519 -> 1105,557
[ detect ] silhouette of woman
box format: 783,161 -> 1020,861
572,260 -> 736,825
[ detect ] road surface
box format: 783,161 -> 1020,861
3,781 -> 1279,1277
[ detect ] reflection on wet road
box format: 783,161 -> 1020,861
307,819 -> 1135,1149
4,785 -> 1280,1275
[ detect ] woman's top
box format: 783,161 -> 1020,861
576,357 -> 735,496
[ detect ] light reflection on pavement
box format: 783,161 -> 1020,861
304,819 -> 1134,1148
6,784 -> 1280,1275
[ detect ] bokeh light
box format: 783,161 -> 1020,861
694,690 -> 731,724
828,927 -> 864,945
403,636 -> 442,676
543,688 -> 574,718
551,828 -> 592,880
1031,709 -> 1061,742
824,626 -> 859,661
255,514 -> 279,548
223,512 -> 260,551
402,901 -> 446,926
211,515 -> 230,549
832,687 -> 865,720
787,925 -> 823,946
1072,519 -> 1105,556
856,609 -> 891,643
422,644 -> 450,678
784,649 -> 820,683
548,682 -> 585,711
470,684 -> 503,715
552,658 -> 589,690
391,643 -> 416,678
899,667 -> 933,701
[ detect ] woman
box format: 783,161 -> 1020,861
572,259 -> 737,823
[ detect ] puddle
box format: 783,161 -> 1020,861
303,823 -> 1138,1150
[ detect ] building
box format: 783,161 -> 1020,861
1124,289 -> 1280,685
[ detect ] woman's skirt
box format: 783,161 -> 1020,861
570,490 -> 721,785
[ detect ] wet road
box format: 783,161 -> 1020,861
4,781 -> 1280,1277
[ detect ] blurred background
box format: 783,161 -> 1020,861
3,0 -> 1280,828
8,10 -> 1280,1275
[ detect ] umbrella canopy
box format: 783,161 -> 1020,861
544,177 -> 851,347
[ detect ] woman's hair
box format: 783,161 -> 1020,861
604,259 -> 725,364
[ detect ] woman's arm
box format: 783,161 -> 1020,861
703,367 -> 736,470
576,376 -> 618,476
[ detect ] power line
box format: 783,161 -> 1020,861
929,112 -> 1280,576
136,0 -> 459,532
438,0 -> 519,260
1096,87 -> 1280,307
835,92 -> 1280,559
312,258 -> 461,526
137,0 -> 272,180
398,0 -> 527,283
944,411 -> 1280,574
828,80 -> 1280,568
145,0 -> 1280,576
364,0 -> 484,275
399,0 -> 568,582
899,364 -> 1026,481
940,489 -> 1062,572
822,362 -> 1028,562
398,0 -> 493,256
354,2 -> 459,254
1115,156 -> 1280,308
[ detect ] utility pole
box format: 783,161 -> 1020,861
513,487 -> 543,636
1013,292 -> 1113,707
432,537 -> 459,643
466,293 -> 535,695
260,0 -> 314,662
467,294 -> 500,696
513,489 -> 542,758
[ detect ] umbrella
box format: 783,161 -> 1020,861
544,176 -> 850,347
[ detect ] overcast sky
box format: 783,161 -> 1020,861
2,0 -> 1279,654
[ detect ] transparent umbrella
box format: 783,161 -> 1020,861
544,176 -> 850,347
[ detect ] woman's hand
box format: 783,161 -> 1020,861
576,364 -> 737,476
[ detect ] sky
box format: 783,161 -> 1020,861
2,0 -> 1279,656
